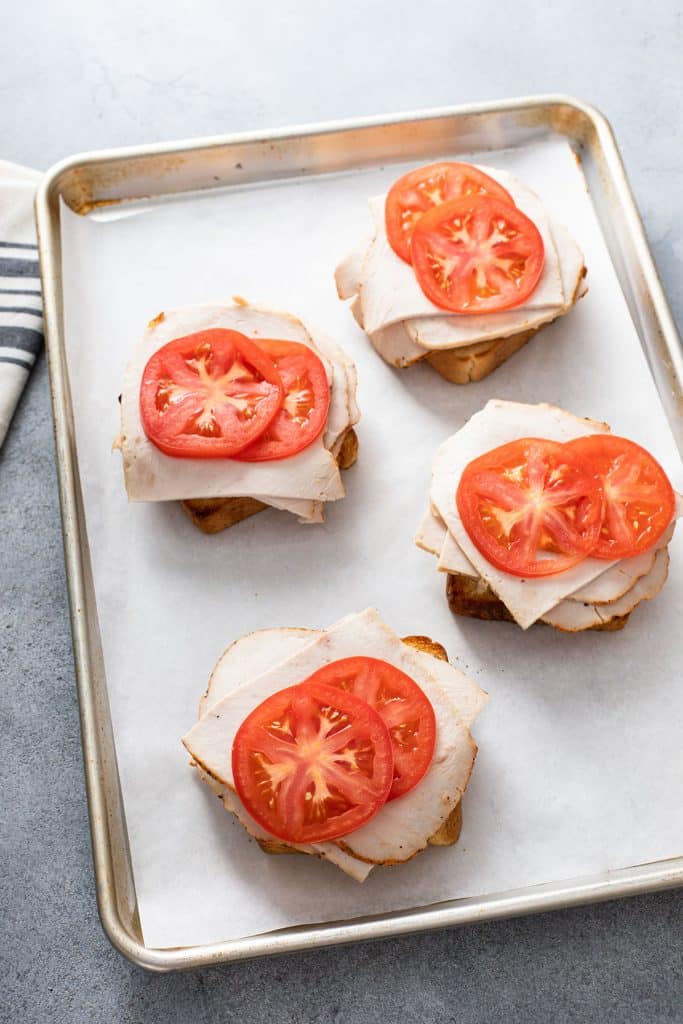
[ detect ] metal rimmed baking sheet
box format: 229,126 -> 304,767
36,96 -> 683,971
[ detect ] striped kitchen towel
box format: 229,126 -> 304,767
0,160 -> 43,448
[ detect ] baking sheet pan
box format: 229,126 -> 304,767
36,96 -> 683,970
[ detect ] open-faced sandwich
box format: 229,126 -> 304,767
336,162 -> 586,383
117,301 -> 360,532
416,400 -> 680,631
182,608 -> 487,880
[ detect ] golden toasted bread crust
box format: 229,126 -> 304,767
424,267 -> 587,384
256,838 -> 298,856
445,571 -> 630,632
182,427 -> 358,534
588,616 -> 631,632
181,494 -> 267,534
425,326 -> 540,384
401,634 -> 449,662
428,799 -> 463,846
336,426 -> 359,470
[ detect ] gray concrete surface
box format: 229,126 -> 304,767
2,2 -> 683,1021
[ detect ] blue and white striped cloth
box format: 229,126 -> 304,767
0,160 -> 43,447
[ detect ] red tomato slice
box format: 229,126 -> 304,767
233,339 -> 331,461
410,195 -> 545,314
456,438 -> 604,578
232,681 -> 394,844
301,657 -> 436,800
140,329 -> 284,458
566,435 -> 675,560
386,162 -> 514,263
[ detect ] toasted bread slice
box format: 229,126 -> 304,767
333,425 -> 360,471
425,326 -> 541,384
182,427 -> 359,534
254,632 -> 464,859
423,268 -> 587,384
181,495 -> 268,534
445,571 -> 630,632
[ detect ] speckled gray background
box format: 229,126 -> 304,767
2,3 -> 682,1021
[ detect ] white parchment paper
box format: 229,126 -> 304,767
59,136 -> 683,950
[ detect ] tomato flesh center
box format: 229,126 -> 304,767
232,682 -> 394,844
252,695 -> 374,830
566,435 -> 676,559
457,439 -> 604,577
412,197 -> 544,314
154,342 -> 276,438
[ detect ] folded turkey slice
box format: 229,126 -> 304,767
193,762 -> 372,881
368,320 -> 427,368
566,522 -> 675,605
201,626 -> 487,727
119,303 -> 353,507
336,236 -> 372,302
428,400 -> 680,629
415,505 -> 450,557
183,609 -> 485,872
541,549 -> 671,630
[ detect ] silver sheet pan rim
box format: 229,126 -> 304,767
34,94 -> 683,971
